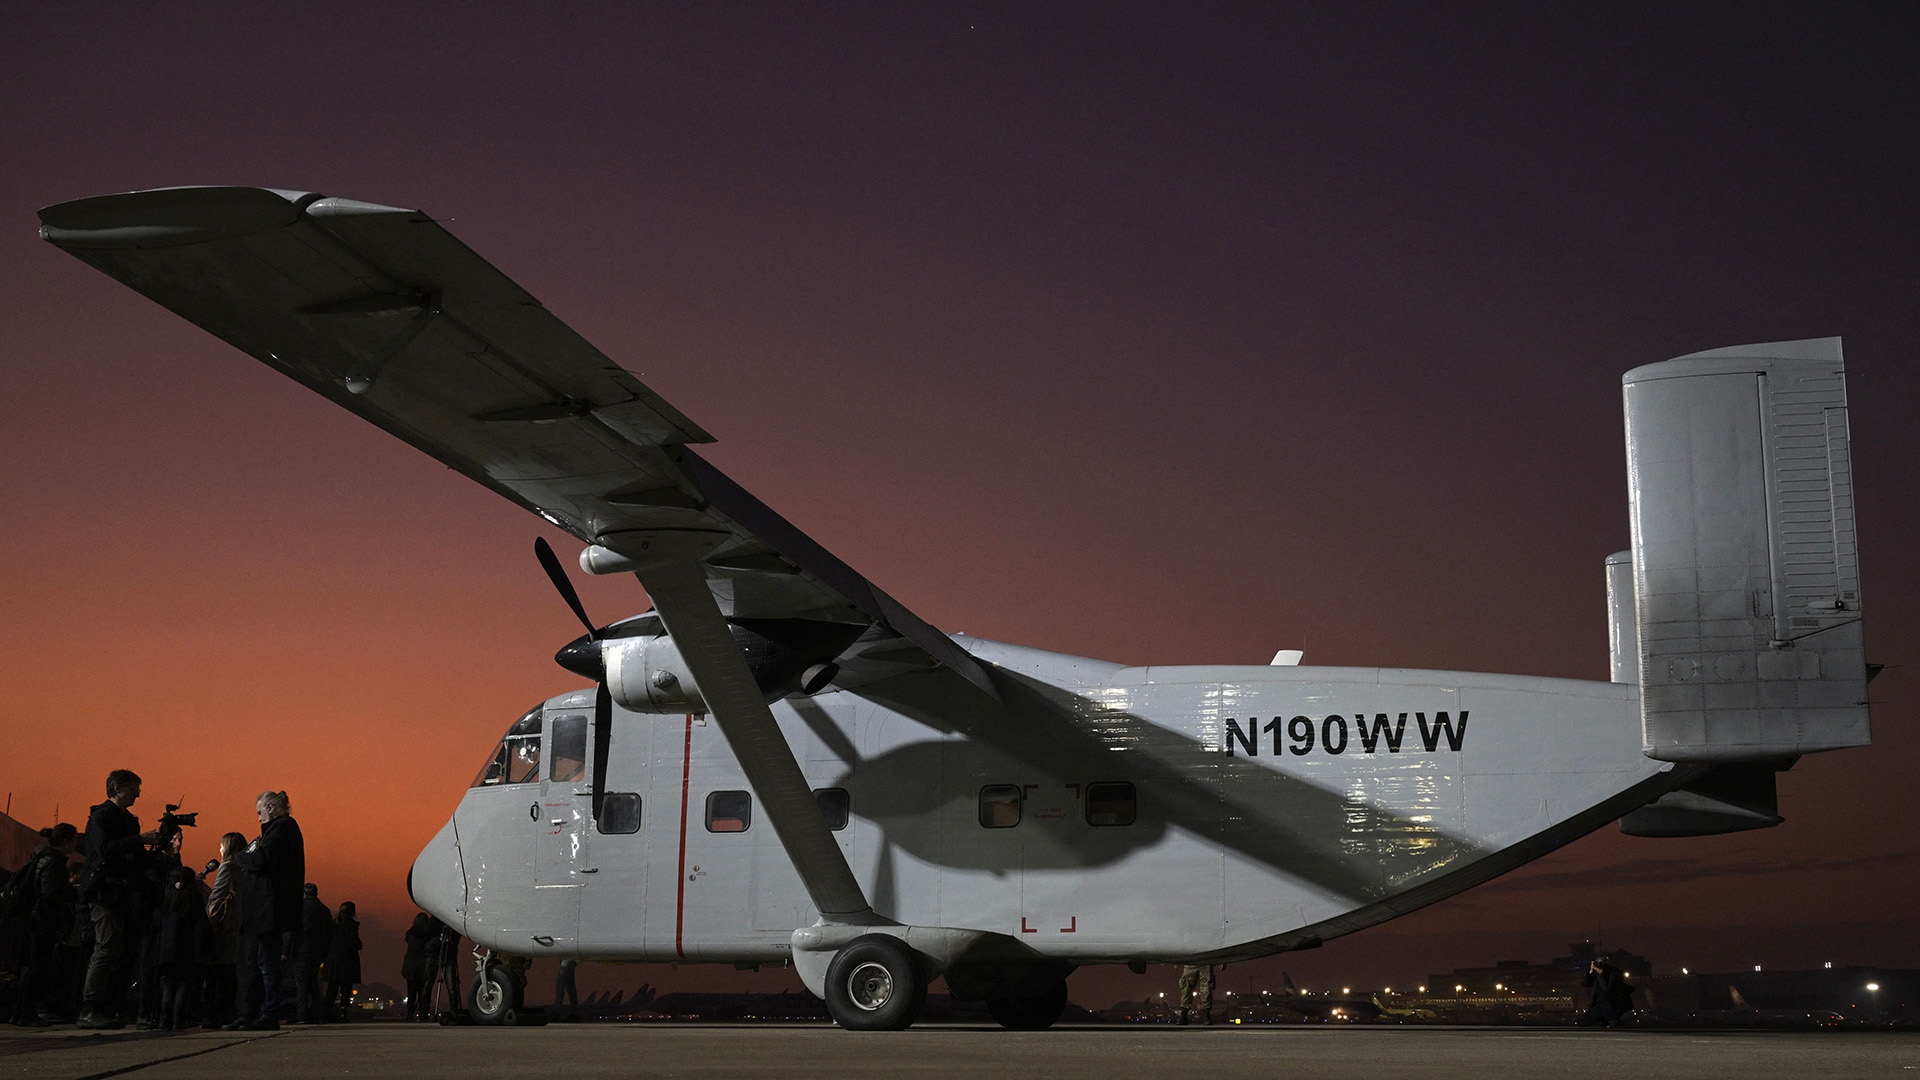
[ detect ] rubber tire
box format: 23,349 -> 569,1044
468,965 -> 519,1026
988,980 -> 1069,1030
824,935 -> 926,1031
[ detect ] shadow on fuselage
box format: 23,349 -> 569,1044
827,666 -> 1484,907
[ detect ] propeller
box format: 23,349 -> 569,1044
534,537 -> 616,822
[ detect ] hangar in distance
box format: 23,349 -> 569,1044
40,186 -> 1875,1031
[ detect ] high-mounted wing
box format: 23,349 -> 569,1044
39,186 -> 995,701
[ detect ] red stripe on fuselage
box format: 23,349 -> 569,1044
674,713 -> 693,959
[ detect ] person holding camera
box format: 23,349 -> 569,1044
228,790 -> 304,1031
78,769 -> 145,1029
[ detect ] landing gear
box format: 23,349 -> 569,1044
988,980 -> 1069,1030
824,935 -> 927,1031
467,963 -> 522,1026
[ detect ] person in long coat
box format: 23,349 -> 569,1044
229,790 -> 304,1031
202,832 -> 246,1027
401,914 -> 432,1021
323,901 -> 362,1022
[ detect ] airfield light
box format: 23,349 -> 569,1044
1825,962 -> 1833,969
1681,968 -> 1689,975
1754,965 -> 1762,972
1868,983 -> 1881,992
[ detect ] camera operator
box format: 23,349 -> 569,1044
228,790 -> 304,1031
78,769 -> 145,1029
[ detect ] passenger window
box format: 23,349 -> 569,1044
1085,782 -> 1137,826
979,785 -> 1021,828
814,788 -> 850,831
597,792 -> 641,835
472,705 -> 544,787
706,791 -> 752,833
549,714 -> 588,783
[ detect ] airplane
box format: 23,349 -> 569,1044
39,186 -> 1874,1031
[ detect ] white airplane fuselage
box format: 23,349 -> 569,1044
411,634 -> 1669,967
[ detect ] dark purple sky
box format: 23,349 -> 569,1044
3,5 -> 1916,1001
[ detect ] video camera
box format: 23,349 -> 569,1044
156,802 -> 198,847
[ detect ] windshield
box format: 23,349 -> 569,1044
471,704 -> 544,787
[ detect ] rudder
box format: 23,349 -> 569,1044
1622,337 -> 1870,762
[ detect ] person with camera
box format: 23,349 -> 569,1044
78,769 -> 145,1029
228,790 -> 304,1031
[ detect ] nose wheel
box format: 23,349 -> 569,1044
468,963 -> 523,1025
824,935 -> 926,1031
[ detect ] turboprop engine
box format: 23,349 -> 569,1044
556,617 -> 864,713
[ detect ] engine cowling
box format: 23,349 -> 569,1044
604,635 -> 705,713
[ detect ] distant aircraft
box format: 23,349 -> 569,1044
41,187 -> 1875,1031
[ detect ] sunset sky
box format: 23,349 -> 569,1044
3,5 -> 1917,1005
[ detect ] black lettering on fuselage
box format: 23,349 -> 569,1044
1322,714 -> 1348,754
1417,711 -> 1469,752
1217,711 -> 1466,754
1357,713 -> 1408,753
1224,718 -> 1257,756
1287,715 -> 1315,755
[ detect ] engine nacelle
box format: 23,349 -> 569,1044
604,635 -> 705,713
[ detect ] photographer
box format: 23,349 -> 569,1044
78,769 -> 145,1029
228,791 -> 304,1031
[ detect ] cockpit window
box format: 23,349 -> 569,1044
549,714 -> 588,783
472,705 -> 545,788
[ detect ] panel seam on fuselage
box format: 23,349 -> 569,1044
674,712 -> 693,959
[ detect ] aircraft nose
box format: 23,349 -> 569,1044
409,817 -> 468,933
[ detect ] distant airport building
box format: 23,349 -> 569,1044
1429,941 -> 1652,1000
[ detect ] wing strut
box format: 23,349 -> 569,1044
634,541 -> 881,924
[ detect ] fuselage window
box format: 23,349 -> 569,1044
597,792 -> 641,835
978,785 -> 1021,828
814,788 -> 850,831
471,706 -> 544,787
706,790 -> 752,833
1085,782 -> 1137,826
549,713 -> 588,783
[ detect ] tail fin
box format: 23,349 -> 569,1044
1622,337 -> 1869,762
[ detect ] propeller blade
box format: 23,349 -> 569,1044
534,536 -> 597,640
591,681 -> 613,822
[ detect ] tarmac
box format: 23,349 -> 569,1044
4,1022 -> 1919,1080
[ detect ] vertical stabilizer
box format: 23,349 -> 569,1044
1622,338 -> 1869,762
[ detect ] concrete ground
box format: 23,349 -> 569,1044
3,1022 -> 1918,1080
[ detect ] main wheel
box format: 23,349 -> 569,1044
468,965 -> 520,1026
824,935 -> 926,1031
988,979 -> 1069,1030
